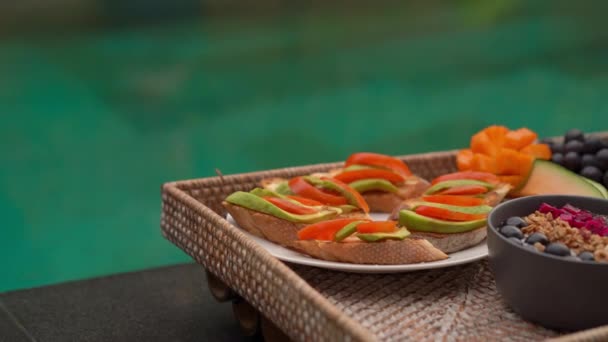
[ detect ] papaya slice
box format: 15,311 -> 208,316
483,125 -> 509,147
520,143 -> 552,160
496,148 -> 534,175
471,131 -> 499,156
456,149 -> 474,171
470,153 -> 498,173
504,128 -> 537,150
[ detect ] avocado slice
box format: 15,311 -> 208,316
274,181 -> 293,195
406,201 -> 492,215
250,188 -> 358,213
334,220 -> 367,241
516,159 -> 603,198
349,179 -> 399,193
303,176 -> 363,209
357,228 -> 411,242
225,191 -> 340,223
342,164 -> 376,172
250,188 -> 286,199
424,179 -> 494,195
399,210 -> 486,233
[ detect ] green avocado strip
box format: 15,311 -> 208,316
274,181 -> 293,195
342,164 -> 376,172
357,228 -> 411,242
349,179 -> 399,193
250,188 -> 286,198
424,179 -> 494,195
334,221 -> 366,242
225,191 -> 340,223
303,176 -> 362,209
250,188 -> 358,213
399,210 -> 486,233
407,201 -> 492,214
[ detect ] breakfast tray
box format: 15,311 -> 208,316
161,150 -> 608,341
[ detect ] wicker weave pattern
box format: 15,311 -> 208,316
292,261 -> 557,341
161,149 -> 607,341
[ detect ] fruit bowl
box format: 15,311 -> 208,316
487,195 -> 608,331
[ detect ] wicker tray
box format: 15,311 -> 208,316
161,150 -> 608,341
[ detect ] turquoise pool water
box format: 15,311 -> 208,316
2,1 -> 608,291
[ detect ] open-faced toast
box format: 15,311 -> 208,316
291,238 -> 447,264
291,219 -> 448,264
260,153 -> 431,213
393,171 -> 512,253
223,186 -> 369,247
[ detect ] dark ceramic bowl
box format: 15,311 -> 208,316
487,195 -> 608,331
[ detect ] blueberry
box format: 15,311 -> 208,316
565,129 -> 584,143
581,166 -> 603,183
508,237 -> 523,245
583,136 -> 603,154
525,232 -> 549,245
545,242 -> 571,257
563,152 -> 581,171
604,171 -> 608,188
596,149 -> 608,171
564,140 -> 584,154
552,143 -> 564,154
581,154 -> 599,168
500,225 -> 524,239
505,216 -> 528,228
551,153 -> 564,165
579,251 -> 595,261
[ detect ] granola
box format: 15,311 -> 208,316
523,211 -> 608,261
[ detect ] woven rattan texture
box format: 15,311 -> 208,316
161,148 -> 607,341
291,261 -> 558,341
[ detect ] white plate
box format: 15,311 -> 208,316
227,213 -> 488,273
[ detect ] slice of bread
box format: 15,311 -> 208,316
409,227 -> 487,254
223,202 -> 368,247
291,238 -> 448,265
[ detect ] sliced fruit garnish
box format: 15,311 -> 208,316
414,205 -> 487,221
334,220 -> 368,241
319,177 -> 370,213
438,185 -> 488,195
298,218 -> 363,241
422,194 -> 484,206
288,176 -> 348,206
471,130 -> 499,156
424,179 -> 494,195
520,143 -> 552,160
431,171 -> 499,185
345,152 -> 412,176
263,197 -> 318,215
504,127 -> 537,150
457,149 -> 474,170
286,195 -> 323,206
349,179 -> 399,193
495,148 -> 534,176
334,169 -> 405,184
356,221 -> 398,234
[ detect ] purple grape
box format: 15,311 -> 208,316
551,153 -> 564,165
596,148 -> 608,171
565,140 -> 584,154
581,166 -> 603,182
565,129 -> 584,143
563,152 -> 581,171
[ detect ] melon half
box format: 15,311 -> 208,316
516,159 -> 605,198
